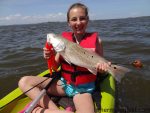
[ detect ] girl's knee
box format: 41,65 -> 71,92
18,76 -> 32,90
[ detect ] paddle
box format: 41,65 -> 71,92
24,72 -> 60,113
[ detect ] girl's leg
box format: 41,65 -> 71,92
73,93 -> 95,113
18,76 -> 66,110
31,93 -> 95,113
32,106 -> 73,113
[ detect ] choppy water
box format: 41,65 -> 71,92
0,16 -> 150,112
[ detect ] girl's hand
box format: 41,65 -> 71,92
43,47 -> 55,60
96,62 -> 111,73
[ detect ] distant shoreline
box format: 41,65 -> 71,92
0,16 -> 150,27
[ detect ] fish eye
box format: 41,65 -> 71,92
114,67 -> 117,69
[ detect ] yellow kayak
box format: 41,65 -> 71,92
0,69 -> 115,113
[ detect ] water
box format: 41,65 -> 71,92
0,16 -> 150,112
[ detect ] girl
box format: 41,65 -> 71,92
19,3 -> 110,113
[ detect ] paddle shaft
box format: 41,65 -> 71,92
24,73 -> 59,113
24,89 -> 46,113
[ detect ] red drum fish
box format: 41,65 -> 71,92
47,33 -> 130,82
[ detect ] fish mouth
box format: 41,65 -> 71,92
47,33 -> 55,43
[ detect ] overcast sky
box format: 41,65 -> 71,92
0,0 -> 150,26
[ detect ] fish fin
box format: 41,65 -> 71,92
108,64 -> 131,82
88,68 -> 97,75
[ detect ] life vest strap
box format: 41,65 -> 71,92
61,68 -> 92,83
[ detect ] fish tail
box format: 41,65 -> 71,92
108,64 -> 130,82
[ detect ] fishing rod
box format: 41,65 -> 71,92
23,59 -> 142,93
22,59 -> 142,97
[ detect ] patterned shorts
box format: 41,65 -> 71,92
60,77 -> 95,97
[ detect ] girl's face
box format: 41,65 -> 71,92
68,7 -> 89,36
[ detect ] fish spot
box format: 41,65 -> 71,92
114,67 -> 117,69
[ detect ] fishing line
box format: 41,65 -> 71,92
0,75 -> 51,109
24,77 -> 50,94
23,71 -> 61,94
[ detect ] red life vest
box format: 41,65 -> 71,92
60,32 -> 98,86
